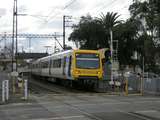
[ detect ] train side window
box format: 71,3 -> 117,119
43,62 -> 45,68
52,60 -> 55,68
46,61 -> 48,68
39,62 -> 41,68
39,63 -> 41,68
45,61 -> 48,68
49,59 -> 52,68
52,59 -> 61,68
52,60 -> 54,68
41,62 -> 43,68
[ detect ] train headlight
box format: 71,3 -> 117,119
97,71 -> 101,74
75,70 -> 80,74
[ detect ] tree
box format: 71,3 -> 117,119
98,12 -> 122,31
69,15 -> 106,49
69,12 -> 122,50
129,0 -> 160,71
113,18 -> 140,67
129,0 -> 160,43
65,45 -> 72,50
98,12 -> 122,48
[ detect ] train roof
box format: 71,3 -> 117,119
50,49 -> 73,57
74,49 -> 100,53
32,49 -> 100,64
32,50 -> 73,64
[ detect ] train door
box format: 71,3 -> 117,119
68,56 -> 72,77
49,58 -> 52,75
65,57 -> 69,78
65,56 -> 72,79
63,56 -> 66,76
38,62 -> 41,75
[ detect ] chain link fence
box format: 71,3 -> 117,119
0,71 -> 28,104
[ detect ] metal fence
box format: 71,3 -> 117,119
98,73 -> 143,95
124,75 -> 142,95
143,77 -> 160,95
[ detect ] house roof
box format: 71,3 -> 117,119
17,53 -> 48,59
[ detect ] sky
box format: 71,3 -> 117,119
0,0 -> 132,53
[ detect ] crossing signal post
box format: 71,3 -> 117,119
104,49 -> 112,80
99,48 -> 111,80
104,49 -> 111,64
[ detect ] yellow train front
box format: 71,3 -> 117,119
31,49 -> 103,89
72,50 -> 103,81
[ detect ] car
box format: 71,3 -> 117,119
144,72 -> 160,79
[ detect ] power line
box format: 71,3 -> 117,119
0,33 -> 62,39
99,0 -> 119,11
45,0 -> 77,23
45,6 -> 62,21
63,0 -> 77,9
36,0 -> 130,28
90,0 -> 130,18
91,0 -> 119,15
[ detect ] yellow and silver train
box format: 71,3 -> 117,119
31,49 -> 103,82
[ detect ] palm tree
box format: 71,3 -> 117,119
98,12 -> 122,31
97,12 -> 122,49
98,12 -> 122,81
97,12 -> 122,53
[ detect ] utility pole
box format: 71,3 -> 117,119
54,41 -> 56,53
28,37 -> 31,53
3,32 -> 7,58
12,0 -> 18,71
4,32 -> 7,49
12,0 -> 15,72
63,15 -> 72,51
15,0 -> 18,71
63,16 -> 65,50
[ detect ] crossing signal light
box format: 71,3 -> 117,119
104,49 -> 111,64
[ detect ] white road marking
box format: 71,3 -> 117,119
119,111 -> 152,120
29,115 -> 85,120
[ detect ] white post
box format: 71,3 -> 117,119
24,79 -> 28,100
5,80 -> 9,100
110,29 -> 113,82
141,56 -> 145,95
2,81 -> 5,102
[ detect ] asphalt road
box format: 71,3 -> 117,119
0,93 -> 160,120
0,71 -> 160,120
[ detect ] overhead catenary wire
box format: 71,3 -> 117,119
45,0 -> 77,23
45,0 -> 77,21
90,0 -> 119,15
90,0 -> 130,18
35,0 -> 131,29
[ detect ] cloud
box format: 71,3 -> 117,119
18,5 -> 28,13
38,18 -> 62,30
0,0 -> 132,53
0,8 -> 7,16
65,0 -> 85,12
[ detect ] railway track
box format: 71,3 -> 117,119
28,80 -> 61,94
28,76 -> 87,95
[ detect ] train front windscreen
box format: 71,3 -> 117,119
76,53 -> 100,69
